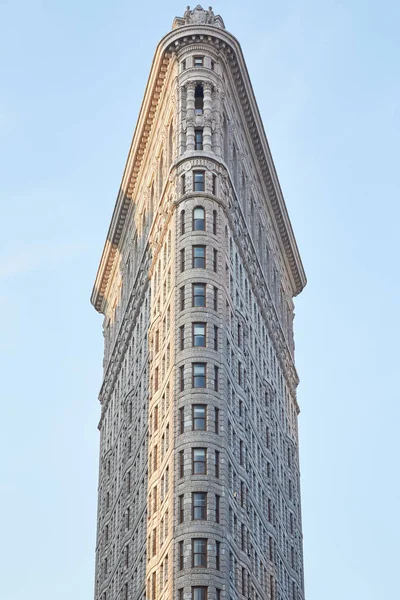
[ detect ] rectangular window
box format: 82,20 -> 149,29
192,587 -> 207,600
180,325 -> 185,351
216,590 -> 221,600
182,59 -> 187,70
193,283 -> 206,307
215,450 -> 220,478
212,174 -> 217,195
194,56 -> 204,67
192,492 -> 207,520
180,365 -> 185,391
181,174 -> 186,195
192,404 -> 206,430
195,129 -> 203,151
179,540 -> 184,570
179,590 -> 184,600
180,248 -> 185,272
192,538 -> 207,567
214,366 -> 219,391
179,494 -> 184,523
179,450 -> 184,478
192,363 -> 206,388
179,407 -> 184,434
214,407 -> 219,434
213,325 -> 218,350
213,286 -> 218,310
212,209 -> 217,233
213,248 -> 218,272
180,209 -> 185,234
192,245 -> 206,268
215,494 -> 220,523
192,448 -> 207,474
193,171 -> 205,192
216,541 -> 220,570
180,286 -> 185,311
193,322 -> 206,346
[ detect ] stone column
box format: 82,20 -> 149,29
186,82 -> 195,151
203,82 -> 213,152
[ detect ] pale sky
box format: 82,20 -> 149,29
1,1 -> 399,599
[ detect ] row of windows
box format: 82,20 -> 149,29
178,538 -> 221,569
180,245 -> 218,271
178,492 -> 220,523
181,171 -> 218,195
182,55 -> 215,70
179,283 -> 218,309
179,404 -> 219,433
179,363 -> 219,391
179,323 -> 218,350
178,447 -> 220,477
180,206 -> 218,234
178,588 -> 221,600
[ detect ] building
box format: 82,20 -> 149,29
91,6 -> 307,600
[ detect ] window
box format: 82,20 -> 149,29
213,286 -> 218,310
179,450 -> 184,478
216,590 -> 221,600
193,206 -> 205,230
192,538 -> 207,567
213,325 -> 218,350
179,494 -> 184,523
180,365 -> 185,391
180,248 -> 185,272
193,171 -> 205,192
179,541 -> 184,570
181,174 -> 186,195
193,245 -> 206,268
214,366 -> 219,391
192,587 -> 207,600
179,407 -> 184,434
192,492 -> 207,520
215,450 -> 220,477
193,322 -> 206,346
195,129 -> 203,151
194,85 -> 204,114
214,407 -> 219,433
182,59 -> 187,70
179,590 -> 184,600
213,248 -> 218,272
180,286 -> 185,311
215,494 -> 220,523
192,448 -> 207,474
180,210 -> 185,234
194,56 -> 204,67
193,283 -> 206,307
211,60 -> 215,71
212,209 -> 217,234
180,325 -> 185,351
192,363 -> 206,387
192,404 -> 206,430
216,541 -> 221,570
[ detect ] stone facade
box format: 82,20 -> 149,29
91,6 -> 307,600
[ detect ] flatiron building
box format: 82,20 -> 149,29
91,6 -> 307,600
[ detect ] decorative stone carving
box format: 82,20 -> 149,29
181,4 -> 225,28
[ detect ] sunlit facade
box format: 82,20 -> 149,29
91,6 -> 307,600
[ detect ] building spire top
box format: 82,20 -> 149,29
174,5 -> 225,29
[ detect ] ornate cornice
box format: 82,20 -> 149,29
91,22 -> 306,314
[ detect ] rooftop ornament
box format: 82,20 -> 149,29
174,5 -> 225,29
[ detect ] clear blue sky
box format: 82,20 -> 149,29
1,1 -> 399,599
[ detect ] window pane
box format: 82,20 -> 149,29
193,323 -> 206,346
193,492 -> 207,520
194,171 -> 205,191
193,206 -> 205,230
192,588 -> 207,600
193,363 -> 206,387
193,448 -> 206,473
193,246 -> 206,268
193,404 -> 206,430
193,284 -> 206,307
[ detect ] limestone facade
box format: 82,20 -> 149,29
91,6 -> 307,600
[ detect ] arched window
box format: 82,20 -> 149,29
193,206 -> 205,231
195,85 -> 204,114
